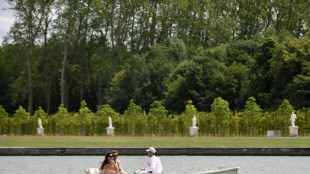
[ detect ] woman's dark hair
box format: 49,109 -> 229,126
100,152 -> 112,170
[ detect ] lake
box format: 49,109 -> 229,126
0,156 -> 309,174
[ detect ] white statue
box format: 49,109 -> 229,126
38,118 -> 43,128
290,112 -> 297,127
192,115 -> 197,128
108,116 -> 112,128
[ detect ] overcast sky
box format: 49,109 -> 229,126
0,0 -> 14,44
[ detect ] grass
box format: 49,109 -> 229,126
0,136 -> 310,148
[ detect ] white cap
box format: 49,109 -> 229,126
146,147 -> 156,153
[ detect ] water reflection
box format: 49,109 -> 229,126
0,156 -> 309,174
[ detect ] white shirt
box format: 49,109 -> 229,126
145,155 -> 163,174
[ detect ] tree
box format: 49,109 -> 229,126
123,100 -> 145,136
276,99 -> 294,133
269,37 -> 310,108
74,100 -> 93,135
12,106 -> 29,135
282,38 -> 310,108
0,105 -> 9,135
38,36 -> 63,114
243,97 -> 262,136
57,0 -> 77,108
53,105 -> 69,135
109,55 -> 150,113
210,97 -> 230,136
33,106 -> 47,130
164,74 -> 188,112
250,37 -> 275,108
38,0 -> 55,114
182,100 -> 198,129
96,104 -> 119,135
7,0 -> 50,115
148,101 -> 168,135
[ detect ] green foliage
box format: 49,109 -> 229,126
198,112 -> 215,136
1,98 -> 310,136
33,107 -> 47,126
76,101 -> 92,125
96,104 -> 118,119
182,100 -> 198,128
95,104 -> 119,135
276,99 -> 294,129
149,101 -> 168,127
243,97 -> 262,136
283,38 -> 310,108
229,113 -> 241,136
249,37 -> 275,108
123,100 -> 146,135
53,105 -> 70,135
164,37 -> 188,62
211,97 -> 231,136
109,55 -> 151,113
12,106 -> 29,135
0,105 -> 9,134
73,101 -> 94,135
243,97 -> 263,127
1,0 -> 310,137
164,74 -> 187,112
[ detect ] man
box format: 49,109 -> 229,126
112,150 -> 127,174
141,147 -> 163,174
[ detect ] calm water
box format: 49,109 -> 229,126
0,156 -> 309,174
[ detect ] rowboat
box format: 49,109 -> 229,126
85,167 -> 239,174
190,167 -> 239,174
134,167 -> 239,174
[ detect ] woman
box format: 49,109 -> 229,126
99,152 -> 119,174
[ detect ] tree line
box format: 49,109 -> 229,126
0,0 -> 310,118
0,98 -> 309,136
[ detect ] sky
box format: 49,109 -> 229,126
0,0 -> 14,44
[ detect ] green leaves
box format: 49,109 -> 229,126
0,105 -> 9,134
211,97 -> 230,127
243,97 -> 262,126
1,0 -> 310,120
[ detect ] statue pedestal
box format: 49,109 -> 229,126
37,128 -> 44,136
189,127 -> 199,137
106,127 -> 115,136
289,126 -> 298,137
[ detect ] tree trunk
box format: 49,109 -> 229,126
46,79 -> 52,114
61,38 -> 68,107
79,0 -> 91,102
27,45 -> 33,115
61,2 -> 74,108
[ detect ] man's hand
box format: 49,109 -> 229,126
140,168 -> 145,171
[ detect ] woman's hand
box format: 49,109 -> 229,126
108,158 -> 113,163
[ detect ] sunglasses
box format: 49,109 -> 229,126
112,155 -> 118,157
108,155 -> 113,158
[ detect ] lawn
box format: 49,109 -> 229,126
0,136 -> 309,147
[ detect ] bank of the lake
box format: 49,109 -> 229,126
1,147 -> 310,156
1,136 -> 310,147
1,136 -> 310,156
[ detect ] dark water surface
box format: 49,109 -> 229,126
0,156 -> 309,174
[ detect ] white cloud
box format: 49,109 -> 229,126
0,15 -> 14,32
0,0 -> 14,44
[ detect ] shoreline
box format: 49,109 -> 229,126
1,147 -> 309,156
